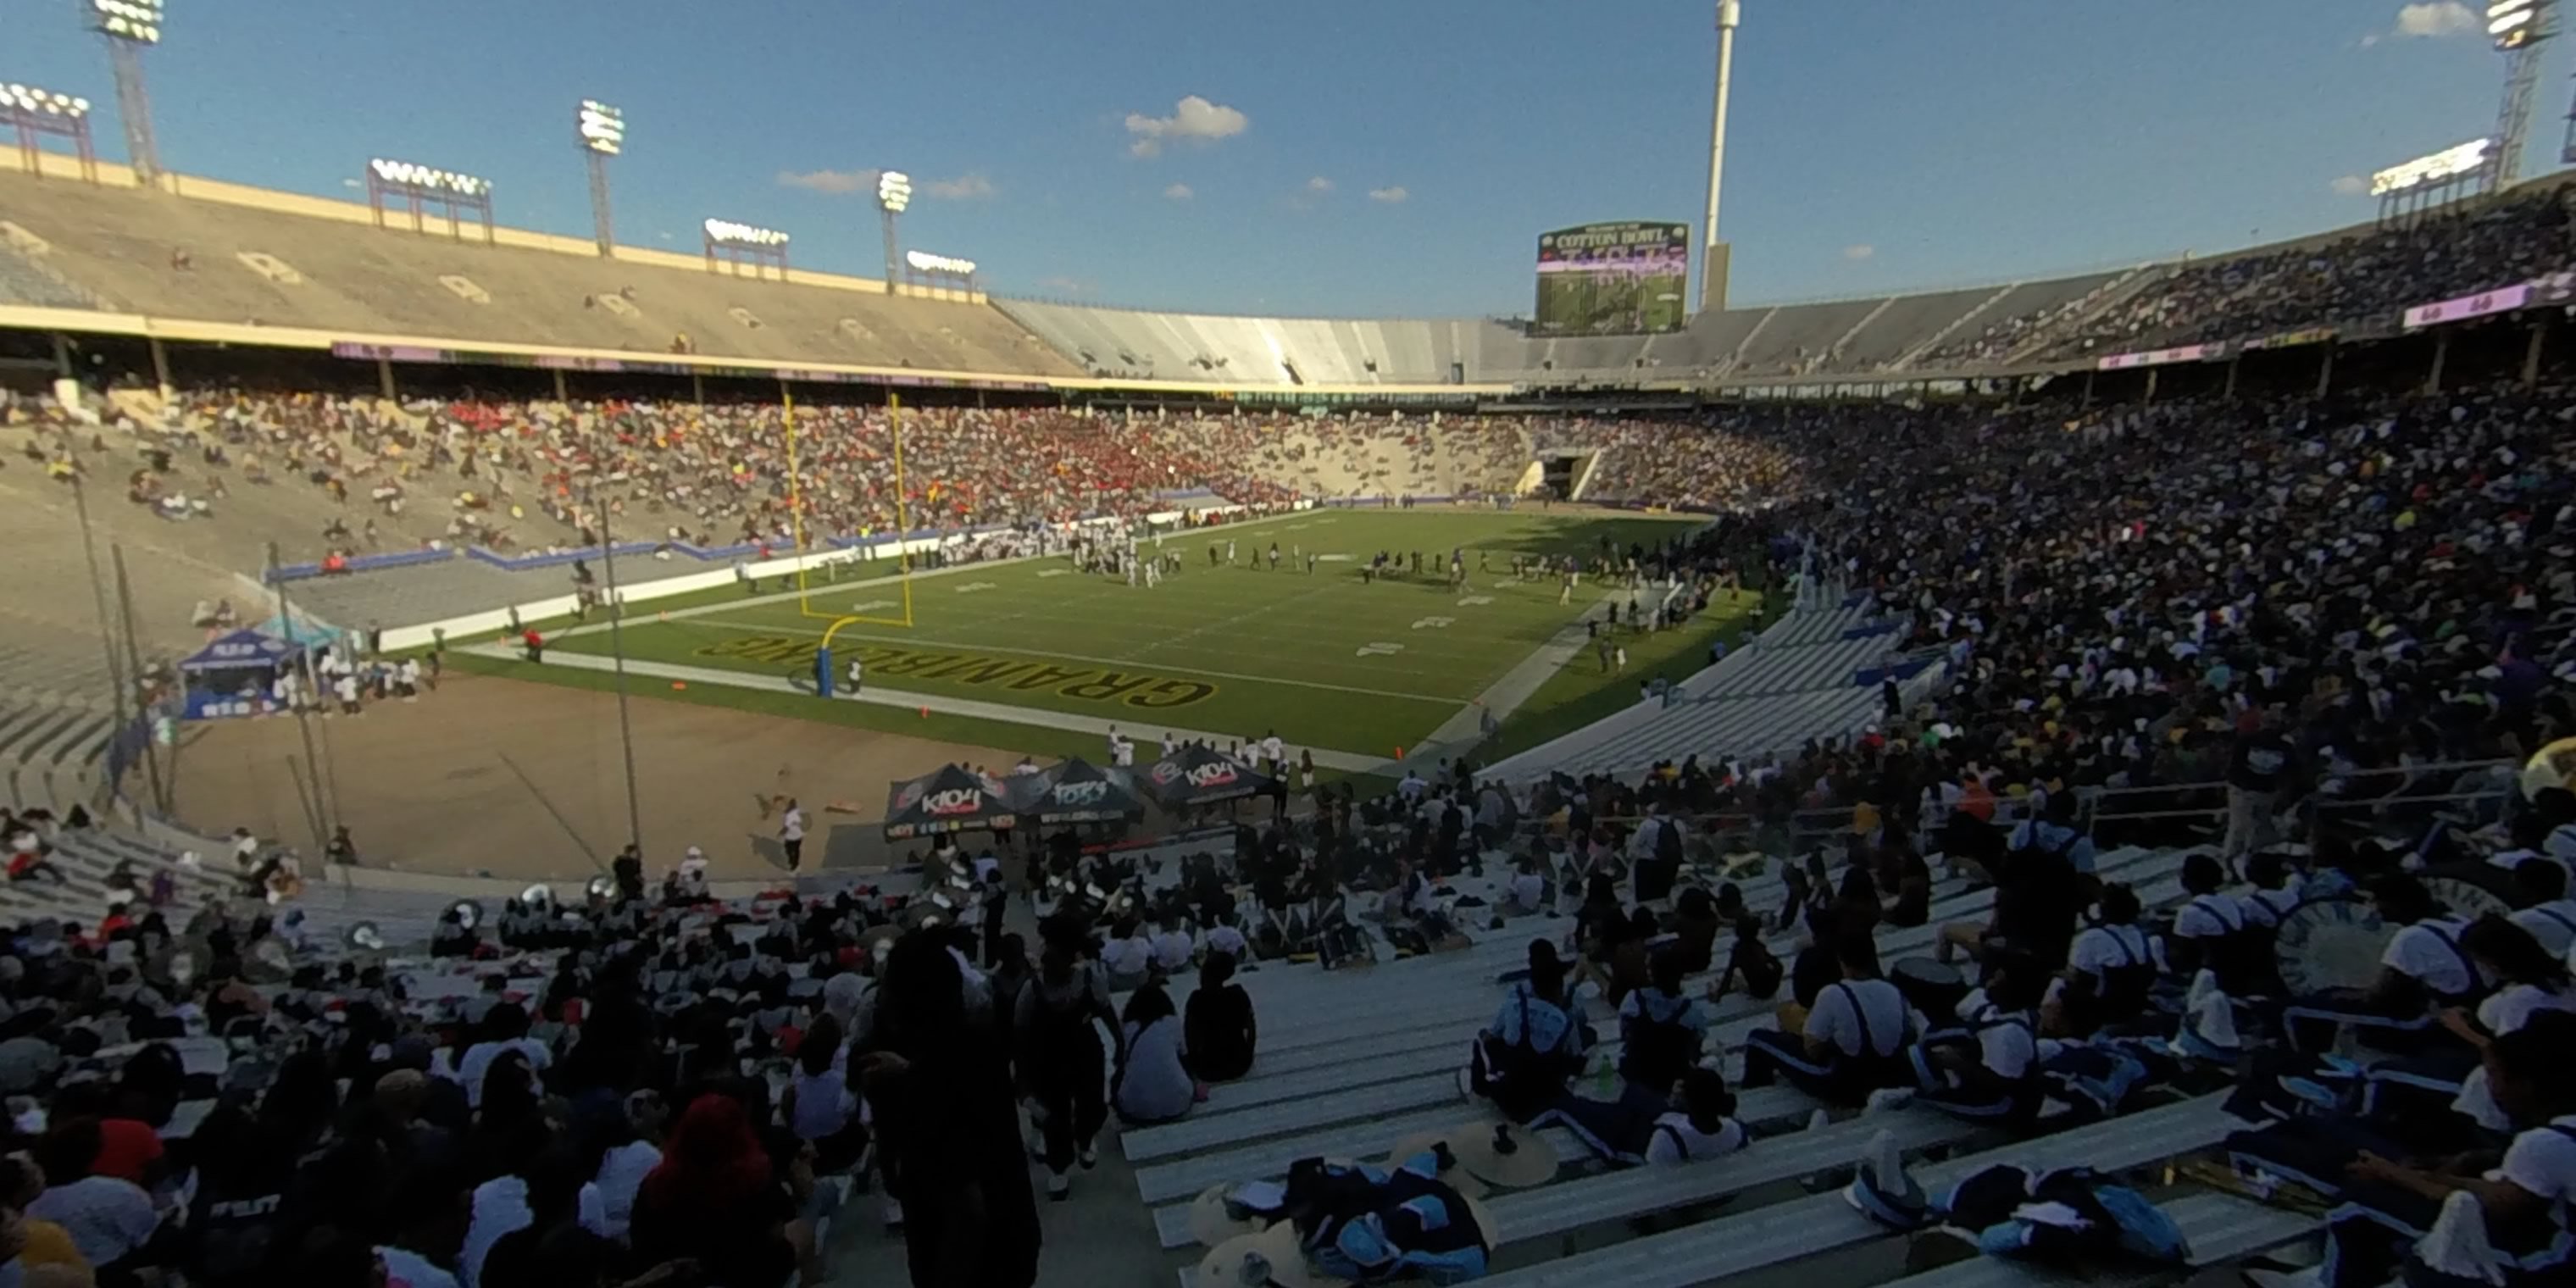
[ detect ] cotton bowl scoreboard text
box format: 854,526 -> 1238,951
1533,221 -> 1692,336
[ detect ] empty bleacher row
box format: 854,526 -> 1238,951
997,274 -> 2129,388
0,168 -> 1079,380
1481,596 -> 1902,782
1128,840 -> 2266,1288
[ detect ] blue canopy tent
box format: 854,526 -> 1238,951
177,629 -> 308,719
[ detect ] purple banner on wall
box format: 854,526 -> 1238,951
2401,284 -> 2530,330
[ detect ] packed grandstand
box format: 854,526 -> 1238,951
7,63 -> 2576,1288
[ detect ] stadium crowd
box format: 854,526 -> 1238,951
14,183 -> 2576,1288
2046,183 -> 2576,358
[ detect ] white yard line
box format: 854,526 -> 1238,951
1413,590 -> 1628,757
463,643 -> 1394,774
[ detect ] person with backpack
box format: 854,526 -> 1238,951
2279,874 -> 2489,1055
1632,804 -> 1685,904
1466,941 -> 1589,1123
1614,952 -> 1708,1096
1741,933 -> 1913,1104
1013,937 -> 1121,1201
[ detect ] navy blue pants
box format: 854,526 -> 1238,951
1740,1029 -> 1900,1106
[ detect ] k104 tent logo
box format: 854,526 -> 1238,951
923,788 -> 985,817
1152,761 -> 1239,789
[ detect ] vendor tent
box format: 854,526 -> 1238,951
1140,743 -> 1280,808
176,629 -> 309,719
1012,758 -> 1147,824
883,763 -> 1019,840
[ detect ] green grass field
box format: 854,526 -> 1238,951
514,510 -> 1762,761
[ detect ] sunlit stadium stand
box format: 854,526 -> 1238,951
1479,595 -> 1902,782
0,166 -> 1080,379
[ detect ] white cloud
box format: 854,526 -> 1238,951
2330,174 -> 2371,196
1367,186 -> 1409,204
1124,95 -> 1249,157
1163,182 -> 1195,201
777,167 -> 877,195
2392,3 -> 2479,38
1305,176 -> 1335,193
924,173 -> 997,201
1842,244 -> 1875,261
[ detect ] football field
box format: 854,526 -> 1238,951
531,509 -> 1758,761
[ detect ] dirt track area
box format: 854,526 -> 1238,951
166,674 -> 1019,881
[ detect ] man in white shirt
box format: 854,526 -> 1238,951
1203,919 -> 1248,961
780,801 -> 807,872
577,1091 -> 667,1244
2241,1016 -> 2576,1288
1148,914 -> 1196,973
2508,856 -> 2576,958
1742,936 -> 1914,1103
2279,874 -> 2484,1054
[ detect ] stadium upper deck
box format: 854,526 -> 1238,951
7,156 -> 2568,393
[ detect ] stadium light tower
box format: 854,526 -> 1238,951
2488,0 -> 2555,186
578,99 -> 625,257
1698,0 -> 1741,315
89,0 -> 164,188
877,169 -> 912,292
0,83 -> 99,182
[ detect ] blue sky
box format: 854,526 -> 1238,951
10,1 -> 2558,316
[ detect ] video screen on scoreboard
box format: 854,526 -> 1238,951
1533,221 -> 1691,336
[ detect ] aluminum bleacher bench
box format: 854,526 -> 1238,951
1127,1074 -> 1470,1162
1210,847 -> 2185,1110
1145,1085 -> 1826,1247
1229,846 -> 2174,1066
1134,849 -> 2198,1169
1876,1193 -> 2315,1288
1457,1094 -> 2240,1288
1480,1107 -> 1983,1251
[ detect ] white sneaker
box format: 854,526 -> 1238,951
1046,1171 -> 1071,1201
1079,1146 -> 1099,1169
881,1196 -> 904,1229
1864,1087 -> 1917,1116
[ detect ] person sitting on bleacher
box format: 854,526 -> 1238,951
2059,882 -> 2156,1025
1614,951 -> 1709,1097
1097,916 -> 1152,991
2279,874 -> 2487,1054
1936,807 -> 2088,973
1182,952 -> 1256,1083
1532,1063 -> 1748,1167
2507,857 -> 2576,958
2231,1012 -> 2576,1288
2158,852 -> 2272,997
1740,932 -> 1914,1105
1467,940 -> 1590,1123
2361,916 -> 2575,1133
1901,959 -> 2046,1125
